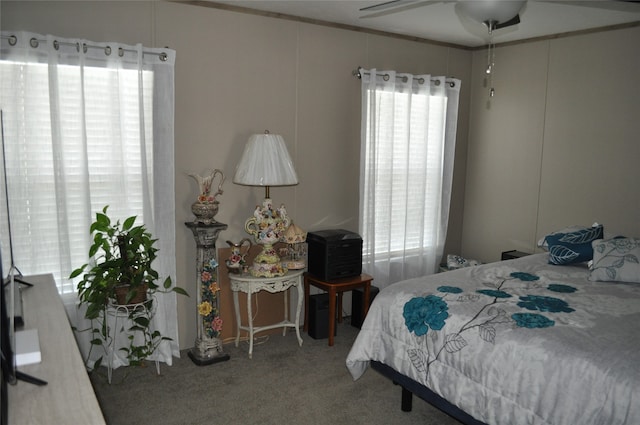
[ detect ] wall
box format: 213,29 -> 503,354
1,1 -> 472,349
462,25 -> 640,262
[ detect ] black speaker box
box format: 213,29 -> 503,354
351,285 -> 380,329
308,293 -> 337,340
307,229 -> 362,281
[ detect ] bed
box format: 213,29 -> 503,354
346,242 -> 640,425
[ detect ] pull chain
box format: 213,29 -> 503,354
485,20 -> 496,98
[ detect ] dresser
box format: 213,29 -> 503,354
9,274 -> 105,424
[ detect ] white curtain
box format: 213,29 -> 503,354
0,31 -> 179,367
359,68 -> 461,289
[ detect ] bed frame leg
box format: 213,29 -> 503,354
401,386 -> 413,412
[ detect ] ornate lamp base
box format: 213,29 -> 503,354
188,336 -> 230,366
251,261 -> 287,278
250,243 -> 288,277
244,198 -> 291,278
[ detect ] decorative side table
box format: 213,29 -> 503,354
229,269 -> 304,358
185,221 -> 230,365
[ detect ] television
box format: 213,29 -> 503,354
1,249 -> 47,425
1,248 -> 14,425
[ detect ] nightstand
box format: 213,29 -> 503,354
229,269 -> 304,358
501,250 -> 531,260
303,272 -> 374,346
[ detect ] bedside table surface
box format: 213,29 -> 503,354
228,268 -> 304,283
229,269 -> 304,358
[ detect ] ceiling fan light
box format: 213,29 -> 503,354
458,0 -> 526,25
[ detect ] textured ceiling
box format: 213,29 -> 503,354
210,0 -> 640,48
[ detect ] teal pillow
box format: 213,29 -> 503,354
546,225 -> 604,265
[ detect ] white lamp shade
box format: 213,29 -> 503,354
458,0 -> 525,24
233,132 -> 299,187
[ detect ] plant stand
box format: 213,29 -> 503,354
185,221 -> 230,366
105,296 -> 160,384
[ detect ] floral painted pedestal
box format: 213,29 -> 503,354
185,221 -> 230,365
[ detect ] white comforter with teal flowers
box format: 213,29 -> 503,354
346,253 -> 640,425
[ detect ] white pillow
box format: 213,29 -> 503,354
589,238 -> 640,283
446,254 -> 481,269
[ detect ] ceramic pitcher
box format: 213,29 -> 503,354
225,238 -> 252,273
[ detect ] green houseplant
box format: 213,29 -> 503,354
70,205 -> 187,371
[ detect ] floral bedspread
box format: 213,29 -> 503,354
346,253 -> 640,425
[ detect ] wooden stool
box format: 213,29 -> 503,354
303,273 -> 374,346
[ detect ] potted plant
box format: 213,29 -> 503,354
70,205 -> 188,371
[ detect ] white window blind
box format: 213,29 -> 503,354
1,61 -> 153,294
359,69 -> 461,288
1,31 -> 180,367
362,89 -> 448,255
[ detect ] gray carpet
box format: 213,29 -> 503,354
90,321 -> 463,425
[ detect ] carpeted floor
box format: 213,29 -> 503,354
90,320 -> 463,425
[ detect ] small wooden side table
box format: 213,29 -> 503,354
229,269 -> 304,358
303,273 -> 374,346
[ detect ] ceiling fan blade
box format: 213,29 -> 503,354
359,0 -> 418,13
360,0 -> 444,19
493,14 -> 521,31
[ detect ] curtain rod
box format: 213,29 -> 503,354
1,34 -> 169,61
352,67 -> 456,87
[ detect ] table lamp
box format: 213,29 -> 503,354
233,130 -> 298,277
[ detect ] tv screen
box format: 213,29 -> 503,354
1,248 -> 47,425
1,247 -> 14,425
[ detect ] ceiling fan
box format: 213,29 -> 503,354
361,0 -> 639,98
361,1 -> 523,34
360,0 -> 640,34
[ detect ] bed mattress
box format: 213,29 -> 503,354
346,253 -> 640,425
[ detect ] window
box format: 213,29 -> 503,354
362,88 -> 447,255
0,32 -> 175,298
1,31 -> 179,366
1,61 -> 153,294
358,69 -> 460,288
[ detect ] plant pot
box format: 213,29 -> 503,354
115,284 -> 148,305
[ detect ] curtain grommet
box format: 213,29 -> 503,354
30,38 -> 39,48
8,35 -> 17,46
